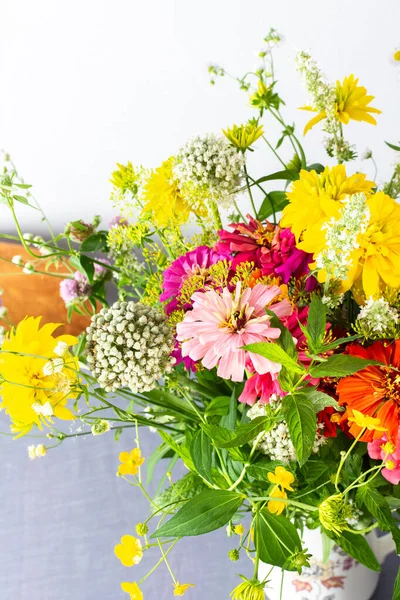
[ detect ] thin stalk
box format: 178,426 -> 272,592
262,135 -> 287,168
243,163 -> 258,216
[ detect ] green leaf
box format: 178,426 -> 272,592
143,389 -> 200,421
205,396 -> 230,417
301,459 -> 335,483
393,565 -> 400,600
12,194 -> 29,204
310,355 -> 381,378
79,255 -> 95,282
248,459 -> 292,479
253,170 -> 299,185
257,191 -> 288,221
146,443 -> 173,485
217,416 -> 271,449
151,490 -> 243,538
201,424 -> 236,447
265,309 -> 297,358
306,295 -> 326,353
114,427 -> 123,441
244,342 -> 304,374
386,141 -> 400,152
190,430 -> 213,483
321,531 -> 335,563
357,486 -> 400,552
158,432 -> 194,471
81,232 -> 107,252
282,393 -> 316,466
255,510 -> 302,569
303,388 -> 341,412
326,529 -> 380,572
306,163 -> 325,174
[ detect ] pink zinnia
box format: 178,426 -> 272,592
216,215 -> 313,285
239,372 -> 284,405
160,245 -> 228,312
176,283 -> 292,382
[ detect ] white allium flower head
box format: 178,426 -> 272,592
86,301 -> 175,393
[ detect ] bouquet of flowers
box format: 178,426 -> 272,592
1,29 -> 400,600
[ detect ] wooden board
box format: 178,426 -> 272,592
0,242 -> 91,335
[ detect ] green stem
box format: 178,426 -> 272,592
250,496 -> 316,512
243,163 -> 258,216
138,539 -> 179,585
262,135 -> 287,168
209,198 -> 223,230
335,430 -> 364,491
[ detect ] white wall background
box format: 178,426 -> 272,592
1,0 -> 399,234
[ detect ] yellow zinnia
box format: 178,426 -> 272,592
142,157 -> 191,227
0,317 -> 80,436
281,165 -> 375,252
303,74 -> 381,134
341,191 -> 400,299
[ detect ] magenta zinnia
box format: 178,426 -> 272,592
176,283 -> 292,381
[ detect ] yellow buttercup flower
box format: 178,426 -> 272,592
303,74 -> 381,133
267,466 -> 295,491
340,192 -> 400,299
348,409 -> 387,433
114,535 -> 143,567
0,317 -> 80,436
233,524 -> 245,536
394,49 -> 400,62
281,165 -> 375,249
267,486 -> 288,515
173,582 -> 195,596
118,448 -> 145,476
222,121 -> 264,151
142,158 -> 191,227
121,582 -> 143,600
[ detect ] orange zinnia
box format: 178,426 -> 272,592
337,340 -> 400,443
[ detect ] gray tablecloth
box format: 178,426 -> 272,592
0,414 -> 398,599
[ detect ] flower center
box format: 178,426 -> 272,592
222,306 -> 249,333
384,371 -> 400,405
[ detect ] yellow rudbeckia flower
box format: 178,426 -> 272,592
0,317 -> 80,436
281,165 -> 375,249
121,582 -> 143,600
173,582 -> 195,596
118,448 -> 145,476
340,192 -> 400,299
267,466 -> 295,491
114,535 -> 143,567
303,74 -> 381,134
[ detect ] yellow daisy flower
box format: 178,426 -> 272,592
267,466 -> 295,491
348,409 -> 387,432
121,582 -> 143,600
267,487 -> 288,515
0,317 -> 80,436
340,191 -> 400,299
303,74 -> 381,133
173,582 -> 195,596
118,448 -> 145,476
114,535 -> 143,567
281,165 -> 375,251
142,158 -> 191,227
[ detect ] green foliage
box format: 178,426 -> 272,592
190,430 -> 213,483
324,529 -> 380,572
151,490 -> 244,538
153,472 -> 206,512
282,393 -> 317,466
310,355 -> 380,378
257,191 -> 288,221
245,342 -> 304,374
254,510 -> 302,569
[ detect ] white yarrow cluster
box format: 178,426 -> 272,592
86,301 -> 175,393
295,50 -> 337,132
248,401 -> 325,463
315,193 -> 370,282
173,133 -> 245,207
356,297 -> 399,339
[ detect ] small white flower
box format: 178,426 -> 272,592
32,401 -> 53,417
27,444 -> 47,459
11,255 -> 23,266
54,341 -> 68,357
22,262 -> 35,274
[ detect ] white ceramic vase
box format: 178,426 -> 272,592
259,527 -> 395,600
